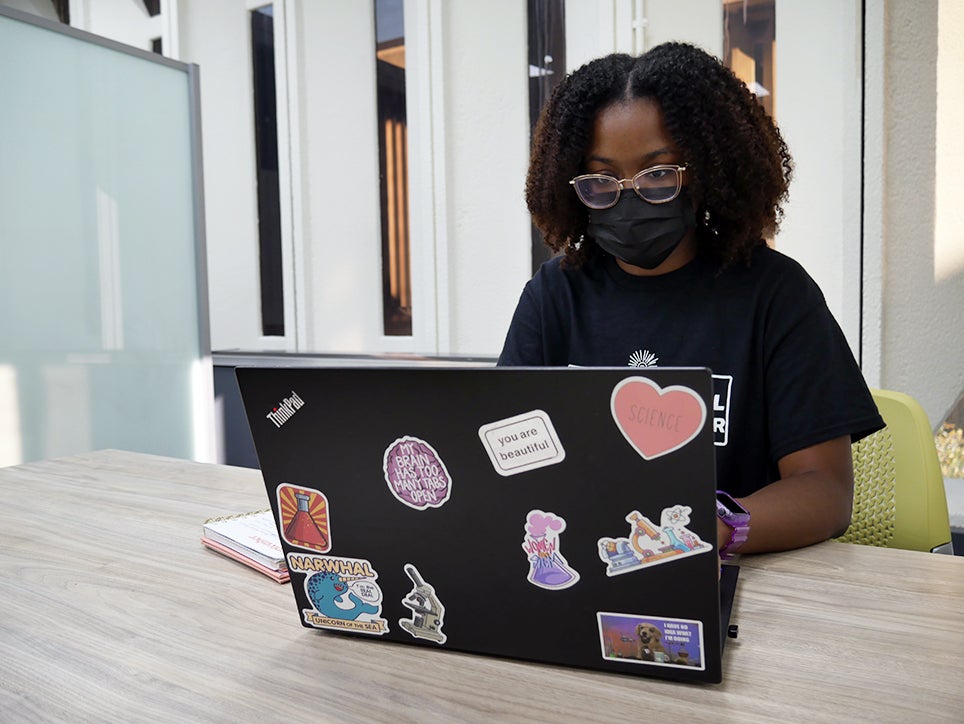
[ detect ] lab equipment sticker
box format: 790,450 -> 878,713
398,564 -> 447,644
597,612 -> 705,670
276,484 -> 331,552
522,510 -> 580,589
610,377 -> 707,460
383,436 -> 453,510
598,505 -> 711,576
288,553 -> 388,635
478,409 -> 565,476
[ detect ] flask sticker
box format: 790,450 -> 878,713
522,510 -> 580,590
277,484 -> 331,553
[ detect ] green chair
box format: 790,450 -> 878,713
837,389 -> 953,553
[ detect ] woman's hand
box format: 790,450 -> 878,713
722,435 -> 854,554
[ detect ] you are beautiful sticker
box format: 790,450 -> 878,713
610,377 -> 707,460
478,409 -> 566,476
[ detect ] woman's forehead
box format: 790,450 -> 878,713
587,98 -> 680,166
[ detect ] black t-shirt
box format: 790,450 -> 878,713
497,247 -> 884,497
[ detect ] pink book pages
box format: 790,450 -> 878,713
202,536 -> 290,584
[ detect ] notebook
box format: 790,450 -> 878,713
236,366 -> 738,684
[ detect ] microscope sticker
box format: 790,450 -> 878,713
383,436 -> 453,510
522,510 -> 580,590
288,553 -> 388,635
611,377 -> 707,460
597,612 -> 705,671
598,505 -> 711,576
277,484 -> 331,552
398,564 -> 447,644
478,409 -> 566,476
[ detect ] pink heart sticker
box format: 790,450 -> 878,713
610,377 -> 707,460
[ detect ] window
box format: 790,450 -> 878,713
527,0 -> 566,273
251,4 -> 285,337
723,0 -> 776,118
374,0 -> 411,337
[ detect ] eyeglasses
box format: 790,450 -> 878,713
569,164 -> 688,209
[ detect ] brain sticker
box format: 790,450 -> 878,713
383,436 -> 453,510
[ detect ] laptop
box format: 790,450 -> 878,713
236,366 -> 739,684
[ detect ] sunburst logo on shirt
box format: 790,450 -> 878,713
628,349 -> 659,368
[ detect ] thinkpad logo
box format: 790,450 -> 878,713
266,391 -> 305,428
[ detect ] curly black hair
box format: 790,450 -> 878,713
527,43 -> 793,268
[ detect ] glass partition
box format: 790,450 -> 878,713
0,6 -> 213,466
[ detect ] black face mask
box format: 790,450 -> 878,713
587,188 -> 696,269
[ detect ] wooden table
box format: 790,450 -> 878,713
1,450 -> 961,722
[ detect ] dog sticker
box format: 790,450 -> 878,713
597,613 -> 705,670
383,436 -> 453,510
522,510 -> 580,590
288,553 -> 388,635
398,564 -> 447,644
598,505 -> 712,576
276,484 -> 331,553
478,409 -> 566,476
611,377 -> 707,460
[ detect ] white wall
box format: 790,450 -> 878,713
2,0 -> 56,20
866,0 -> 964,427
437,0 -> 531,356
292,1 -> 384,353
776,1 -> 863,352
177,0 -> 271,353
70,0 -> 161,50
565,0 -> 721,71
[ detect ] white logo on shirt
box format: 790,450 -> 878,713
628,349 -> 659,367
712,375 -> 733,447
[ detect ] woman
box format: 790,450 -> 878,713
498,43 -> 883,556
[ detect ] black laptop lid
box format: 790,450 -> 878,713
237,366 -> 723,683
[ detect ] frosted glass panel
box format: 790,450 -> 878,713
0,9 -> 212,466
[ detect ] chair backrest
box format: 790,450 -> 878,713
838,389 -> 952,553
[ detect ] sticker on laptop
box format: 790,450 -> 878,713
597,612 -> 705,670
522,510 -> 580,590
276,484 -> 331,552
288,553 -> 388,635
383,436 -> 453,510
478,409 -> 566,476
610,377 -> 707,460
598,505 -> 711,576
398,564 -> 447,644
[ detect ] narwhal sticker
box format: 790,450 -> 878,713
522,510 -> 580,590
287,553 -> 389,635
610,377 -> 707,460
598,505 -> 712,576
276,484 -> 331,552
